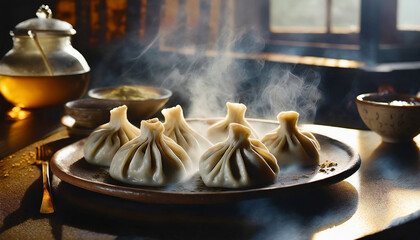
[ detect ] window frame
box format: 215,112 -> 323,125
253,0 -> 420,67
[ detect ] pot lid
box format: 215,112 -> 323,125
12,5 -> 76,36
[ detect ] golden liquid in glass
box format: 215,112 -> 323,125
0,72 -> 90,108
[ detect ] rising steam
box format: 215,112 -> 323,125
92,2 -> 321,122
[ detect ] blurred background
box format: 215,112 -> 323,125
0,0 -> 419,128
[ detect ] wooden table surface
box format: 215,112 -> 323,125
1,108 -> 420,240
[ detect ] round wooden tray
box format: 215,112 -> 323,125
51,119 -> 361,204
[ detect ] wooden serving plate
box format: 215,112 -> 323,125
51,119 -> 361,204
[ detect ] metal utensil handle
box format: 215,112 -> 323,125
40,160 -> 54,214
28,30 -> 54,76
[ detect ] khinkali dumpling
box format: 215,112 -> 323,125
83,105 -> 140,167
109,118 -> 193,186
261,111 -> 320,166
162,105 -> 212,162
200,123 -> 279,188
207,102 -> 258,143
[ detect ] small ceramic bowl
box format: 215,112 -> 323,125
64,98 -> 118,129
88,85 -> 172,124
355,93 -> 420,143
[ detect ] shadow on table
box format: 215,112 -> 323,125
362,140 -> 420,188
0,136 -> 81,239
0,169 -> 66,240
358,141 -> 420,240
47,179 -> 358,240
360,207 -> 420,240
0,176 -> 43,235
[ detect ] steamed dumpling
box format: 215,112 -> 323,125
261,111 -> 320,166
162,105 -> 212,162
83,105 -> 140,167
207,102 -> 258,143
200,123 -> 279,188
109,118 -> 193,186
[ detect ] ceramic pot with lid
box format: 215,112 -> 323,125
0,5 -> 90,108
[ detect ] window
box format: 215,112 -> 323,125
331,0 -> 360,34
270,0 -> 360,34
265,0 -> 420,69
397,0 -> 420,31
270,0 -> 329,34
53,0 -> 420,69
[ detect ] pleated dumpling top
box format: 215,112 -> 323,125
83,105 -> 140,167
162,105 -> 212,163
200,123 -> 279,188
261,111 -> 320,167
207,102 -> 258,143
109,118 -> 193,186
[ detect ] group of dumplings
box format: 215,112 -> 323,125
83,102 -> 321,189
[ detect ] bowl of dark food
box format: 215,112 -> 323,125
356,93 -> 420,143
88,85 -> 171,123
64,98 -> 117,129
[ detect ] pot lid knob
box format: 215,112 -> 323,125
36,5 -> 53,19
